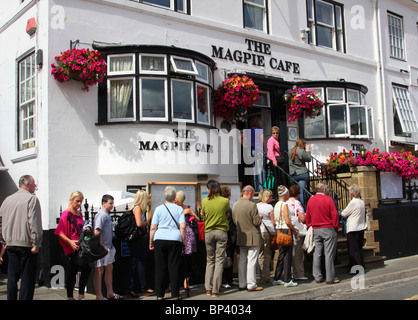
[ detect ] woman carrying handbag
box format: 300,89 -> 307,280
273,186 -> 299,288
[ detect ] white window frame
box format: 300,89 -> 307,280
107,77 -> 136,122
243,0 -> 267,32
140,0 -> 187,13
139,54 -> 167,75
388,13 -> 405,60
253,90 -> 271,108
107,54 -> 135,76
392,86 -> 418,133
307,0 -> 344,52
170,56 -> 198,76
326,87 -> 345,103
195,61 -> 209,83
139,77 -> 168,121
196,83 -> 211,125
303,87 -> 326,138
171,79 -> 194,122
349,105 -> 369,138
18,53 -> 36,151
328,103 -> 349,137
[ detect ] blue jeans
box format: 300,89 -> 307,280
128,238 -> 148,292
292,173 -> 309,207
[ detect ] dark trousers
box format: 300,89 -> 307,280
347,230 -> 365,270
274,229 -> 293,283
154,240 -> 182,298
128,238 -> 148,292
66,253 -> 91,298
6,246 -> 38,300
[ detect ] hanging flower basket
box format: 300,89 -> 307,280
320,149 -> 418,182
287,87 -> 324,122
51,48 -> 107,92
213,74 -> 259,124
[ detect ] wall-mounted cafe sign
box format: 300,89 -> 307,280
211,38 -> 300,74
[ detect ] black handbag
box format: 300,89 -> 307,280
76,228 -> 108,266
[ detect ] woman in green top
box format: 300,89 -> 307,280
201,180 -> 230,297
289,139 -> 311,208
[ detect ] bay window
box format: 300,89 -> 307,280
97,45 -> 215,126
304,84 -> 371,139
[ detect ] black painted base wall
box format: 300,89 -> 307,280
373,202 -> 418,259
35,230 -> 208,295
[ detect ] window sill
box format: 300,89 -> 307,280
11,147 -> 38,164
95,120 -> 218,130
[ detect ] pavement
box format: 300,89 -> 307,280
1,254 -> 418,301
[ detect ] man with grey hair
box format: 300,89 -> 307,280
0,175 -> 42,300
232,185 -> 263,291
305,182 -> 339,284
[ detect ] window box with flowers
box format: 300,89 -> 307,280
287,87 -> 324,122
320,149 -> 418,182
51,48 -> 107,92
213,74 -> 259,124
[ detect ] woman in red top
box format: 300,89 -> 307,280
55,191 -> 92,300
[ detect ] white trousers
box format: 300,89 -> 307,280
238,246 -> 260,289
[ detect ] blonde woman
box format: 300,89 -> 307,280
126,190 -> 153,298
257,188 -> 276,283
273,186 -> 299,287
55,191 -> 91,300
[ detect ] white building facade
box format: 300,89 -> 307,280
0,0 -> 417,236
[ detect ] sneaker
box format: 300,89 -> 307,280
221,283 -> 231,288
272,280 -> 285,285
295,276 -> 308,281
284,280 -> 298,287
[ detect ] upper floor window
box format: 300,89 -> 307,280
18,52 -> 36,151
306,0 -> 345,52
304,85 -> 371,139
130,0 -> 189,14
388,12 -> 405,60
98,46 -> 214,126
243,0 -> 268,33
393,85 -> 417,136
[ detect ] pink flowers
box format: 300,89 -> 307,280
287,88 -> 324,122
321,149 -> 418,181
213,74 -> 259,123
51,48 -> 107,92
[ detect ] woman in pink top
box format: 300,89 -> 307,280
267,126 -> 284,197
55,191 -> 91,300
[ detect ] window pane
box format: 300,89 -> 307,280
305,108 -> 325,138
197,85 -> 209,124
329,104 -> 348,135
253,92 -> 269,107
244,4 -> 264,31
347,89 -> 360,104
172,80 -> 192,120
246,0 -> 265,5
327,88 -> 344,101
350,107 -> 367,136
316,1 -> 333,26
109,55 -> 134,73
196,63 -> 208,82
144,0 -> 170,8
109,79 -> 134,119
173,58 -> 193,72
141,78 -> 166,118
317,25 -> 333,48
141,55 -> 165,72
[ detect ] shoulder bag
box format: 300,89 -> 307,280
262,221 -> 279,252
275,202 -> 293,247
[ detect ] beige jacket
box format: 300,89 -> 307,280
0,189 -> 43,249
232,197 -> 261,247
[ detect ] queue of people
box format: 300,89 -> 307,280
0,174 -> 367,300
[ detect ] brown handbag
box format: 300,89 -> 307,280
262,221 -> 279,252
275,203 -> 293,247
